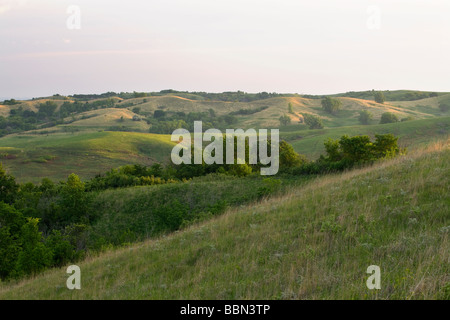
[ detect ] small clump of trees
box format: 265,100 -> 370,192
358,110 -> 373,125
380,112 -> 399,124
279,114 -> 291,126
302,113 -> 324,129
291,133 -> 403,174
321,97 -> 342,115
374,91 -> 386,104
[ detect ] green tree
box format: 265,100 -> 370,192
0,202 -> 25,279
279,140 -> 308,170
15,217 -> 53,276
45,230 -> 75,267
279,114 -> 291,126
59,174 -> 89,224
321,97 -> 342,114
288,103 -> 294,114
372,134 -> 400,158
358,110 -> 373,125
302,114 -> 324,129
380,112 -> 399,124
374,91 -> 386,104
154,110 -> 166,119
38,101 -> 58,118
0,163 -> 18,205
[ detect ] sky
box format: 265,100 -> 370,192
0,0 -> 449,99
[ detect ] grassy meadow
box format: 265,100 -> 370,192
0,131 -> 175,183
0,138 -> 448,299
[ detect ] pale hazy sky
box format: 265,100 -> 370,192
1,0 -> 449,99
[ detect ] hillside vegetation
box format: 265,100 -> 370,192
2,92 -> 449,136
0,138 -> 448,299
1,117 -> 448,182
0,131 -> 175,182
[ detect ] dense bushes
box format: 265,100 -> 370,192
321,97 -> 342,114
291,134 -> 402,174
302,113 -> 324,129
380,112 -> 399,124
148,111 -> 238,134
358,110 -> 373,125
0,171 -> 91,281
374,91 -> 386,104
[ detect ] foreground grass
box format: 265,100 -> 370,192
0,139 -> 448,300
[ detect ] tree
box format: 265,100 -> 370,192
15,217 -> 53,276
358,110 -> 373,125
288,103 -> 294,114
154,110 -> 166,119
59,174 -> 89,224
223,114 -> 237,125
302,114 -> 324,129
0,202 -> 25,279
322,134 -> 401,169
372,134 -> 400,158
38,101 -> 58,118
374,91 -> 386,104
380,112 -> 399,124
279,140 -> 308,169
279,114 -> 291,126
0,163 -> 18,205
321,97 -> 342,114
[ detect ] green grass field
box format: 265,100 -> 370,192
0,131 -> 175,183
0,138 -> 448,299
282,117 -> 450,160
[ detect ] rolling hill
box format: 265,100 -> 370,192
0,137 -> 448,299
2,91 -> 449,135
0,131 -> 175,183
0,116 -> 448,183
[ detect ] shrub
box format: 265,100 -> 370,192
374,91 -> 386,104
380,112 -> 399,124
302,114 -> 324,129
279,114 -> 291,126
358,110 -> 373,125
321,97 -> 342,114
0,164 -> 18,205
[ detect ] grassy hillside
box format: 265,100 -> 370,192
115,95 -> 447,129
1,117 -> 448,183
282,117 -> 450,160
3,92 -> 449,135
0,138 -> 448,299
0,131 -> 175,183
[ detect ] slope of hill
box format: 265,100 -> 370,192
1,117 -> 448,183
121,95 -> 445,129
2,92 -> 449,135
282,117 -> 450,160
0,131 -> 175,183
0,138 -> 448,300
